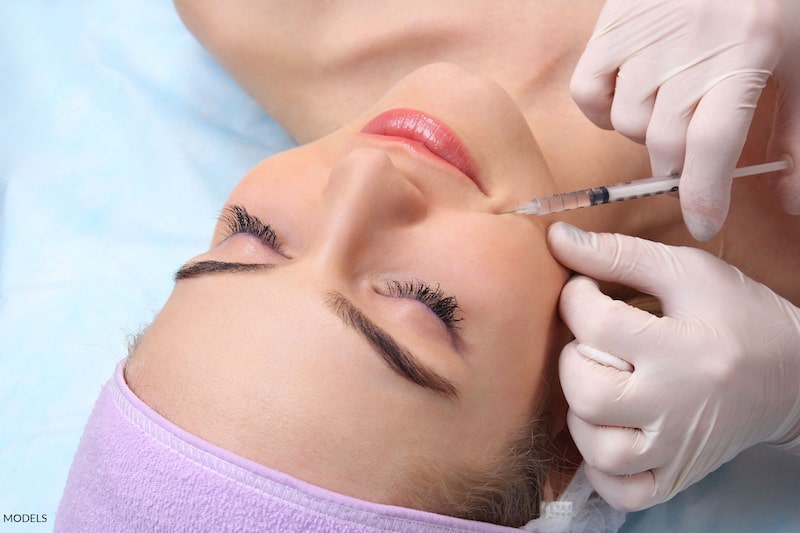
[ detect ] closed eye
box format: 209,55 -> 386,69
381,279 -> 462,331
220,204 -> 285,255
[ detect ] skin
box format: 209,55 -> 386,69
127,64 -> 575,508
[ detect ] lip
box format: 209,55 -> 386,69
361,108 -> 485,194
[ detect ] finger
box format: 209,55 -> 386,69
550,221 -> 738,322
583,464 -> 661,512
561,334 -> 679,429
548,222 -> 687,298
559,275 -> 664,360
768,68 -> 800,214
679,71 -> 767,240
569,0 -> 641,130
559,340 -> 641,428
570,0 -> 678,131
645,73 -> 697,178
566,410 -> 662,477
570,40 -> 619,130
608,57 -> 660,144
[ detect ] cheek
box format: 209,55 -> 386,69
454,222 -> 569,418
451,219 -> 567,344
488,245 -> 568,381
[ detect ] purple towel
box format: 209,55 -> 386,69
55,362 -> 522,532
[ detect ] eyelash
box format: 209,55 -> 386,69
383,280 -> 462,330
221,204 -> 283,253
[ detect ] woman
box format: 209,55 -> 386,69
56,2 -> 800,531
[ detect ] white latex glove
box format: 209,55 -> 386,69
547,221 -> 800,511
570,0 -> 800,241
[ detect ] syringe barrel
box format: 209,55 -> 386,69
534,187 -> 609,215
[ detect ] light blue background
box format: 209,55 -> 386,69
1,1 -> 797,531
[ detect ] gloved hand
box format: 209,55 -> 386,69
547,221 -> 800,511
570,0 -> 800,241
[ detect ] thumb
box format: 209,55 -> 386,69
547,222 -> 747,321
547,222 -> 675,295
546,222 -> 691,301
768,67 -> 800,214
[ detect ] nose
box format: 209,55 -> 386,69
311,148 -> 427,271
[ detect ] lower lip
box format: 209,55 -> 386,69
361,108 -> 483,192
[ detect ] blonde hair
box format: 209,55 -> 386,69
444,420 -> 557,526
394,370 -> 567,529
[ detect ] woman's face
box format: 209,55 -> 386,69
127,63 -> 570,506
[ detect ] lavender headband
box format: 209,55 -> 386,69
55,361 -> 527,532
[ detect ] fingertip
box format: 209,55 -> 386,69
547,222 -> 594,266
683,213 -> 723,242
561,274 -> 600,302
547,221 -> 590,246
679,175 -> 730,241
546,221 -> 569,245
558,275 -> 605,328
569,66 -> 616,130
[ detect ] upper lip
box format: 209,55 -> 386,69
360,108 -> 486,195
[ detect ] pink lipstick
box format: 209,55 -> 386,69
361,108 -> 483,193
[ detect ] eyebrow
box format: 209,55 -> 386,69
174,260 -> 275,280
174,260 -> 458,397
326,292 -> 458,397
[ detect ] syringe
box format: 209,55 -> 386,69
505,159 -> 790,216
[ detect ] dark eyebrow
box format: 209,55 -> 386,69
174,260 -> 275,281
326,291 -> 458,397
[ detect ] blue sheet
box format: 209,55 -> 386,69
1,1 -> 797,531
